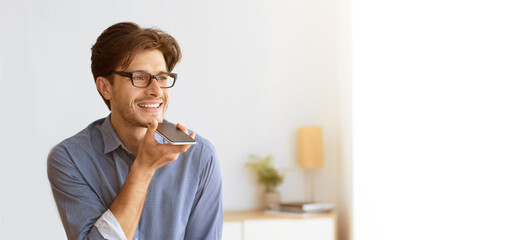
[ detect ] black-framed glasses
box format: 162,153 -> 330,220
112,71 -> 177,88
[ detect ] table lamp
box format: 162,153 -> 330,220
297,126 -> 324,202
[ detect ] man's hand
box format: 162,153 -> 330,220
110,119 -> 196,239
133,119 -> 196,172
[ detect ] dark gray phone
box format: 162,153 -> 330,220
155,122 -> 196,145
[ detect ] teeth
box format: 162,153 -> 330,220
138,103 -> 160,108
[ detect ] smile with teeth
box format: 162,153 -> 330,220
138,103 -> 161,108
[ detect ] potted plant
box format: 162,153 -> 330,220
245,154 -> 288,209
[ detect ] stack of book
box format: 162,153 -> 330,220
267,202 -> 334,215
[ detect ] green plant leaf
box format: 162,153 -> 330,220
245,154 -> 288,192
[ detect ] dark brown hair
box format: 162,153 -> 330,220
91,22 -> 182,109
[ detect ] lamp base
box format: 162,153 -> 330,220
305,168 -> 318,202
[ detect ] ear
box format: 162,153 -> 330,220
96,76 -> 113,101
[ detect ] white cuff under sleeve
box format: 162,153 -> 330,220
94,209 -> 127,240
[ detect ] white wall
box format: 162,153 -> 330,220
353,0 -> 519,239
0,0 -> 347,239
337,0 -> 353,239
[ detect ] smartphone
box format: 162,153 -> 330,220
155,122 -> 197,145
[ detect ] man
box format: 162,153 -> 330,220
48,22 -> 223,240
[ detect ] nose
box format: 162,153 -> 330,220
144,76 -> 163,97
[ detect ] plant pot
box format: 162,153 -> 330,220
264,191 -> 281,210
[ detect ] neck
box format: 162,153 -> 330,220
109,114 -> 147,155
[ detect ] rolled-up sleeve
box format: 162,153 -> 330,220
95,209 -> 127,240
48,145 -> 124,240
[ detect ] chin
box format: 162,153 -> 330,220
143,115 -> 164,124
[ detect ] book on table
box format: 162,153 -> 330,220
276,202 -> 334,213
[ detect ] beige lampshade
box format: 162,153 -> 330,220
297,126 -> 324,169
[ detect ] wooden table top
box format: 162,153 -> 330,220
224,210 -> 336,222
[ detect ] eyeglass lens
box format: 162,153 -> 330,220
132,72 -> 175,88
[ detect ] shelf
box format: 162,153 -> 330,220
225,209 -> 336,221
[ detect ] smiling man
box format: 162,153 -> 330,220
47,22 -> 223,240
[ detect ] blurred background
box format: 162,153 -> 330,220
0,0 -> 518,239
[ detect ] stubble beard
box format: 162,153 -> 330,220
112,98 -> 167,129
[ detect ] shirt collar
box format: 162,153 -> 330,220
100,115 -> 126,154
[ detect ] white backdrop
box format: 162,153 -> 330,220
353,0 -> 519,239
0,0 -> 349,239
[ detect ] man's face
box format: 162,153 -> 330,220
109,49 -> 170,128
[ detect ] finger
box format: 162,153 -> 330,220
145,119 -> 158,142
163,153 -> 180,162
178,144 -> 191,152
178,123 -> 196,139
176,123 -> 188,134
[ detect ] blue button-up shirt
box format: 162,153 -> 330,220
47,116 -> 223,239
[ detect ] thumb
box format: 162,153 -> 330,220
145,119 -> 158,141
